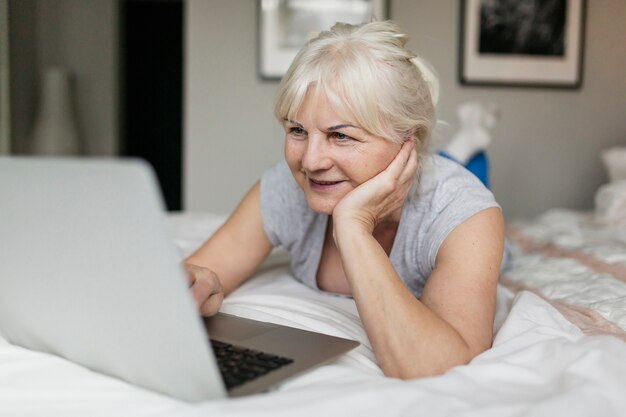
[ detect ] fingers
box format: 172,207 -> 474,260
332,139 -> 418,228
384,140 -> 417,190
386,140 -> 416,181
193,276 -> 224,316
185,264 -> 224,316
400,141 -> 418,184
199,291 -> 224,317
185,265 -> 196,286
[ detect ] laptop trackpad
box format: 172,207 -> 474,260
204,313 -> 279,341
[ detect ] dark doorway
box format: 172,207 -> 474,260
120,0 -> 183,211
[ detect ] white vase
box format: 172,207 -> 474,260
30,67 -> 81,155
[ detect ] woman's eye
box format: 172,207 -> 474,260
331,132 -> 352,142
289,127 -> 306,136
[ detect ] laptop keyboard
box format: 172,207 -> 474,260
210,339 -> 294,390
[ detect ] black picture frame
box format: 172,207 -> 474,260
258,0 -> 389,81
459,0 -> 586,89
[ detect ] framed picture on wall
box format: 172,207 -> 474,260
258,0 -> 389,80
459,0 -> 586,88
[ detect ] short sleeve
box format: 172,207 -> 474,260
259,161 -> 328,290
259,161 -> 307,249
416,156 -> 500,278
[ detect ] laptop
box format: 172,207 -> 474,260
0,157 -> 359,402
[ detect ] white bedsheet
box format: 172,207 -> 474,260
1,212 -> 625,416
507,208 -> 626,331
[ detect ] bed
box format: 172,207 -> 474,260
1,200 -> 626,416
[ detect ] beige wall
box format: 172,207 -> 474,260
8,0 -> 118,156
185,0 -> 626,219
185,0 -> 285,214
396,1 -> 626,219
8,1 -> 626,218
190,0 -> 626,218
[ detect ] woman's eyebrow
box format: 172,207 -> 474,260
327,124 -> 359,131
284,120 -> 359,131
284,119 -> 303,127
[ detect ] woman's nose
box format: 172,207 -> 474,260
301,135 -> 333,172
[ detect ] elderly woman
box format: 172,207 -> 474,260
185,21 -> 505,379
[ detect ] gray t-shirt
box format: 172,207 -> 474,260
260,154 -> 500,298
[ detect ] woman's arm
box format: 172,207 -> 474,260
184,181 -> 273,314
332,141 -> 504,378
334,207 -> 504,379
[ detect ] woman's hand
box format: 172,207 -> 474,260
184,263 -> 224,316
333,139 -> 418,233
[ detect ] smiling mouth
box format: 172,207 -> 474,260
309,178 -> 343,186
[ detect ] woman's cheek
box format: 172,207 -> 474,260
284,140 -> 302,164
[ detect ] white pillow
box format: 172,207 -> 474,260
601,147 -> 626,183
595,179 -> 626,227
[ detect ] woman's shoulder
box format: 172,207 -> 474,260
414,153 -> 498,210
401,154 -> 501,281
261,159 -> 307,200
260,160 -> 304,203
259,161 -> 315,246
261,160 -> 298,187
421,152 -> 485,184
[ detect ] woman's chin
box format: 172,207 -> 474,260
305,197 -> 338,215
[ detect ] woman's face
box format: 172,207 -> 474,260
283,91 -> 401,214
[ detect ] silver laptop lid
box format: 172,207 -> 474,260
0,157 -> 226,402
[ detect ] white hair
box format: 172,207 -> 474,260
274,20 -> 439,157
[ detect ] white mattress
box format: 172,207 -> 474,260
1,211 -> 625,416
